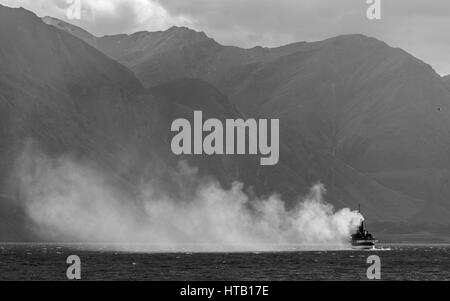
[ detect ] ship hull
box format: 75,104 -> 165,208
351,240 -> 377,250
351,244 -> 376,250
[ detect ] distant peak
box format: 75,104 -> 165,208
167,25 -> 193,32
322,34 -> 390,50
42,16 -> 62,25
328,34 -> 375,43
104,26 -> 210,42
166,26 -> 208,38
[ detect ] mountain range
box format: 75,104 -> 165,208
1,5 -> 450,241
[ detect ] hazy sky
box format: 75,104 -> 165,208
1,0 -> 450,75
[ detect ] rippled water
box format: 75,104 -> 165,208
0,244 -> 449,280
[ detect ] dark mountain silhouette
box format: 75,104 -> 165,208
1,6 -> 450,241
1,6 -> 327,240
0,5 -> 143,240
0,6 -> 251,240
44,16 -> 450,227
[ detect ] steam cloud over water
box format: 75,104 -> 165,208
14,148 -> 363,252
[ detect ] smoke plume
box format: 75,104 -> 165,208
13,148 -> 363,252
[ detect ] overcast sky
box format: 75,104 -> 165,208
1,0 -> 450,75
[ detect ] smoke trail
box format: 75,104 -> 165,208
13,149 -> 363,252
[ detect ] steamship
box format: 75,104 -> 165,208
351,205 -> 377,250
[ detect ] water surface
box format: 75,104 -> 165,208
0,244 -> 449,280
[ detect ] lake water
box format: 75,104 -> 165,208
0,244 -> 449,281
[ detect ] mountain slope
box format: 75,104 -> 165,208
42,16 -> 98,47
444,75 -> 450,90
41,15 -> 450,225
41,17 -> 308,88
0,6 -> 244,239
1,6 -> 317,240
0,5 -> 143,174
0,5 -> 149,239
3,8 -> 450,242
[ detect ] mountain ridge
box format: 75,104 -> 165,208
52,19 -> 450,225
2,6 -> 450,241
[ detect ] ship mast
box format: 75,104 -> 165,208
358,203 -> 364,231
